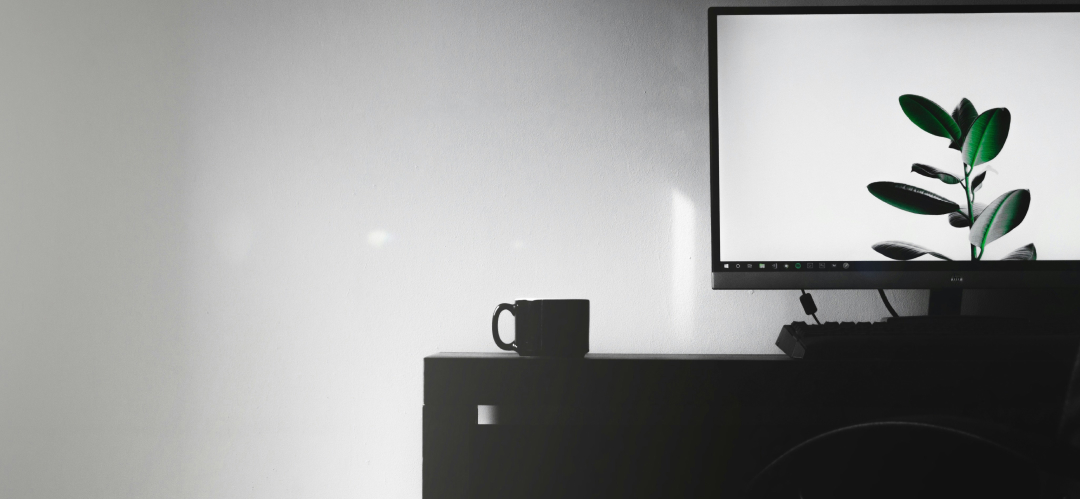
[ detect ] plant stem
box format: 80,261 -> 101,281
964,163 -> 978,261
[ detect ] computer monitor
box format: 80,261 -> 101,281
710,5 -> 1080,291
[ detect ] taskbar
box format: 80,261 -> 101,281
720,261 -> 850,271
716,260 -> 1080,271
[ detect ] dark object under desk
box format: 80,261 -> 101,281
423,353 -> 1078,499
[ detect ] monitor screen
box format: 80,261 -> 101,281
710,6 -> 1080,289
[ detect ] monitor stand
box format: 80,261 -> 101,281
897,288 -> 1013,329
962,288 -> 1080,320
927,289 -> 963,316
885,289 -> 1025,331
891,288 -> 1078,328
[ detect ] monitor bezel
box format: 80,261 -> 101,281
709,4 -> 1080,290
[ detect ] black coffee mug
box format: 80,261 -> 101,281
492,299 -> 589,357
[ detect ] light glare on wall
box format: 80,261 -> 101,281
367,229 -> 392,248
672,189 -> 696,337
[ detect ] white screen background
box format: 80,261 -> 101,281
717,12 -> 1080,262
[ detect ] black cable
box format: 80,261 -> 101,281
878,289 -> 899,318
799,290 -> 821,325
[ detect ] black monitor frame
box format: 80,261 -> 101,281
709,4 -> 1080,290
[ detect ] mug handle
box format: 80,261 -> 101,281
492,303 -> 517,351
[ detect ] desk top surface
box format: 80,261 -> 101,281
424,352 -> 1076,413
427,352 -> 791,361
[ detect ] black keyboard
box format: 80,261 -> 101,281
776,316 -> 1080,360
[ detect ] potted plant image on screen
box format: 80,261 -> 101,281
867,95 -> 1036,261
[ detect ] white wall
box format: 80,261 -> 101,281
1,0 -> 931,497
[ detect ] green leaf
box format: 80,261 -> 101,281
958,202 -> 988,219
949,98 -> 978,150
867,181 -> 960,215
971,171 -> 986,193
963,108 -> 1011,166
899,94 -> 962,142
969,189 -> 1031,249
872,241 -> 952,261
1001,243 -> 1037,261
948,202 -> 987,228
911,163 -> 961,184
948,213 -> 970,227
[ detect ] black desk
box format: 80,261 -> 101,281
423,353 -> 1076,499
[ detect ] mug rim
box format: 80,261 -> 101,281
513,298 -> 589,303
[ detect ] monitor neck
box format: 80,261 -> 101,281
928,289 -> 963,316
